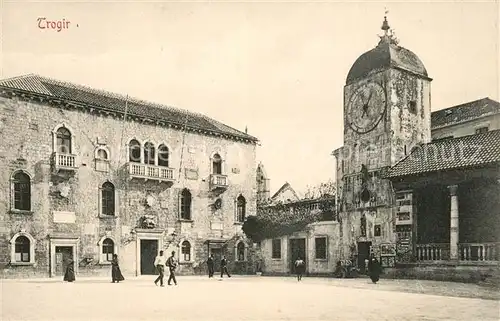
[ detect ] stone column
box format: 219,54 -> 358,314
448,185 -> 459,260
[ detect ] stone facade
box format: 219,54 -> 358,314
0,82 -> 258,278
261,221 -> 340,276
334,24 -> 432,270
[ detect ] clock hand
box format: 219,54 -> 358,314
366,90 -> 373,105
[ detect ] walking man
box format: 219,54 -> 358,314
154,250 -> 166,287
220,255 -> 231,278
207,254 -> 215,278
166,250 -> 178,285
294,257 -> 305,281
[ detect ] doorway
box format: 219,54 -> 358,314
210,248 -> 222,273
357,241 -> 372,273
289,238 -> 306,274
55,246 -> 73,276
140,239 -> 158,275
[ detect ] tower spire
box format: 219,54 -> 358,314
381,8 -> 390,35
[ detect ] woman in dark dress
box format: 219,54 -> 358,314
111,254 -> 125,283
63,258 -> 76,282
367,254 -> 381,284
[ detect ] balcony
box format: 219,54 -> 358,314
52,152 -> 78,172
210,174 -> 228,191
127,163 -> 175,183
459,243 -> 500,262
416,243 -> 450,261
416,242 -> 500,262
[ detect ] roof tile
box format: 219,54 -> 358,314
0,74 -> 258,142
385,129 -> 500,178
431,97 -> 500,129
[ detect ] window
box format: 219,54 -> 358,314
15,235 -> 31,262
408,100 -> 417,114
237,242 -> 245,261
272,239 -> 281,259
181,241 -> 191,261
97,149 -> 108,160
56,127 -> 72,154
101,182 -> 115,216
360,214 -> 367,237
102,238 -> 114,262
180,189 -> 192,220
12,171 -> 31,211
129,139 -> 141,163
95,148 -> 110,172
158,144 -> 169,167
475,126 -> 489,134
212,153 -> 222,174
374,224 -> 382,237
236,195 -> 246,223
10,233 -> 35,264
315,237 -> 327,260
144,142 -> 155,165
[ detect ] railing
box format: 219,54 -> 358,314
127,163 -> 175,182
416,243 -> 450,261
210,174 -> 228,189
52,152 -> 78,171
459,243 -> 500,262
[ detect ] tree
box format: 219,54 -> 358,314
304,179 -> 336,199
242,215 -> 266,243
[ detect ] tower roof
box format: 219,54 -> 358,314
346,16 -> 429,85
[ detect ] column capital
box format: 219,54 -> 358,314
447,185 -> 458,196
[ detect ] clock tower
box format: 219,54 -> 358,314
333,15 -> 432,266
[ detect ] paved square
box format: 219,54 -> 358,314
1,276 -> 499,321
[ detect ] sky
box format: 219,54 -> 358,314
1,0 -> 499,195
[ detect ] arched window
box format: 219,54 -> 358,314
237,242 -> 245,261
144,142 -> 155,165
181,241 -> 191,261
56,127 -> 72,154
180,189 -> 192,220
212,153 -> 222,174
97,149 -> 108,160
13,172 -> 31,211
158,144 -> 169,167
129,139 -> 141,163
101,182 -> 115,216
236,195 -> 246,223
14,235 -> 31,262
360,213 -> 367,237
102,238 -> 114,261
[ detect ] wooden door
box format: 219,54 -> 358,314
210,248 -> 222,272
55,246 -> 73,276
290,238 -> 306,273
140,240 -> 158,275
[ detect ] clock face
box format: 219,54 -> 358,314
347,82 -> 387,134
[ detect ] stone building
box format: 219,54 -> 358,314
332,16 -> 500,282
0,74 -> 259,279
256,175 -> 338,276
332,16 -> 432,271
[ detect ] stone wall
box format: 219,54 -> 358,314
260,221 -> 340,275
0,94 -> 257,278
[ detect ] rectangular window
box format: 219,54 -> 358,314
374,225 -> 382,237
315,237 -> 327,259
408,100 -> 417,114
475,126 -> 489,134
271,239 -> 281,259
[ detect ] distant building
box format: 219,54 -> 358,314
0,74 -> 259,279
256,176 -> 337,275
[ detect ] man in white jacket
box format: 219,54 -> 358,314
154,250 -> 166,287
